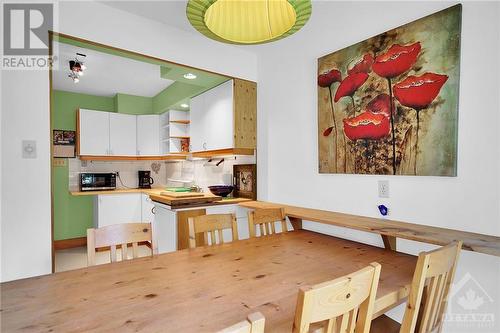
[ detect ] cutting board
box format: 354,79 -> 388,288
165,187 -> 192,192
159,191 -> 205,198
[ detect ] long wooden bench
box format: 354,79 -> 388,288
238,201 -> 500,257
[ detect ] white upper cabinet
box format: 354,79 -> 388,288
190,93 -> 205,152
137,115 -> 160,156
109,113 -> 137,156
79,109 -> 110,156
190,80 -> 234,151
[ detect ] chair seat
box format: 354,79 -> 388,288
370,314 -> 400,333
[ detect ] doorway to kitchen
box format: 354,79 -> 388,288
49,32 -> 252,272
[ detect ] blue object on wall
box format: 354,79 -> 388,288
378,204 -> 389,216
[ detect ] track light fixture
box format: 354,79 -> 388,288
68,53 -> 87,83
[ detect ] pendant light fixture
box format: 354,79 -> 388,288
186,0 -> 312,45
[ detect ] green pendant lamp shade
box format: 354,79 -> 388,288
186,0 -> 312,45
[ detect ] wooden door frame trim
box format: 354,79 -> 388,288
48,30 -> 257,273
49,31 -> 257,83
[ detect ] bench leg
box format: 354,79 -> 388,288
381,235 -> 397,251
288,217 -> 303,230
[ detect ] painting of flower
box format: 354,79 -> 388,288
318,5 -> 461,176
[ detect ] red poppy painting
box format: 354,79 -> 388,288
318,5 -> 461,176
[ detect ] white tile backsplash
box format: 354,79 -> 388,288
68,159 -> 168,191
68,155 -> 256,193
164,155 -> 255,191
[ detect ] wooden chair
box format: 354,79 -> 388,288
293,262 -> 381,333
218,312 -> 265,333
86,222 -> 157,266
370,241 -> 462,333
188,213 -> 238,248
248,208 -> 288,238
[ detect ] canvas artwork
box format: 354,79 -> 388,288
318,5 -> 461,176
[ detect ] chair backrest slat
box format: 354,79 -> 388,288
400,241 -> 462,333
86,222 -> 157,266
121,242 -> 127,260
293,262 -> 381,333
218,312 -> 265,333
188,214 -> 238,248
110,245 -> 117,263
248,208 -> 288,238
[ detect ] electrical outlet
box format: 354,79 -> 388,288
378,180 -> 389,198
52,159 -> 67,167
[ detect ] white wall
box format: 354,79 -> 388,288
0,0 -> 257,282
253,1 -> 500,332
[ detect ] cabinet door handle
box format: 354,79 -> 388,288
202,142 -> 207,150
151,206 -> 156,214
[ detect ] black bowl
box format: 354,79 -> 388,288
208,185 -> 234,197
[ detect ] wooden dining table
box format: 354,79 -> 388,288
1,230 -> 416,332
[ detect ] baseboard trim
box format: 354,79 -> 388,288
54,237 -> 87,250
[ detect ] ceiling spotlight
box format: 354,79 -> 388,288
183,73 -> 197,80
180,103 -> 189,108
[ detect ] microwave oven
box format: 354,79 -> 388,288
80,173 -> 116,191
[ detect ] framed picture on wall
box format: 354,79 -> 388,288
317,5 -> 461,176
53,130 -> 76,158
233,164 -> 257,200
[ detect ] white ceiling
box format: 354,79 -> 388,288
102,1 -> 195,34
52,42 -> 174,97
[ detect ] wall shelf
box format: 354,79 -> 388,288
190,148 -> 254,158
170,120 -> 190,125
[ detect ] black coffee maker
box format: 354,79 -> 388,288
138,171 -> 154,189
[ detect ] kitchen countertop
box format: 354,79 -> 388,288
70,188 -> 165,196
149,193 -> 251,209
70,188 -> 252,208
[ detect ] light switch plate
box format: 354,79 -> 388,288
22,140 -> 37,159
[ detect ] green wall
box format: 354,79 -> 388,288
52,90 -> 115,240
115,93 -> 153,114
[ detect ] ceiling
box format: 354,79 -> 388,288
52,42 -> 175,97
52,34 -> 230,111
102,1 -> 195,34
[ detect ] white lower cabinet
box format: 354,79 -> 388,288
141,194 -> 155,224
206,205 -> 250,240
94,194 -> 177,254
95,193 -> 142,227
153,204 -> 178,254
